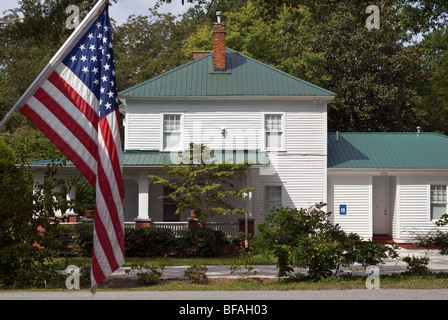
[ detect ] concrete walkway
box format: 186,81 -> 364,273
111,247 -> 448,280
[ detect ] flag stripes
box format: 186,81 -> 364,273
16,2 -> 124,291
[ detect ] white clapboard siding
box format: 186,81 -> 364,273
285,111 -> 326,154
125,98 -> 326,153
328,174 -> 372,239
397,173 -> 448,241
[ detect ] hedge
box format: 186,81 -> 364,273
54,223 -> 228,258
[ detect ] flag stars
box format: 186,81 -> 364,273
65,12 -> 118,119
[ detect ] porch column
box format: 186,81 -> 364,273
65,184 -> 77,223
135,170 -> 151,228
240,168 -> 254,249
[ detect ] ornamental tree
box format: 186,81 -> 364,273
149,144 -> 255,224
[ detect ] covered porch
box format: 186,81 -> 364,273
29,149 -> 270,239
121,149 -> 269,238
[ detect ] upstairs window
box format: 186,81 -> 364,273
163,114 -> 182,151
431,185 -> 447,220
265,114 -> 283,150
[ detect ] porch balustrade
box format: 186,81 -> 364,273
124,220 -> 240,238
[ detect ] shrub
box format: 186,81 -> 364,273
183,264 -> 208,283
126,264 -> 165,285
255,203 -> 398,279
230,248 -> 259,280
402,254 -> 430,275
125,227 -> 176,257
176,228 -> 227,257
415,219 -> 448,255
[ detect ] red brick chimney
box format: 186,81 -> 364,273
212,11 -> 226,71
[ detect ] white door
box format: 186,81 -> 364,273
373,177 -> 389,235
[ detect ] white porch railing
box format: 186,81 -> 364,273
152,221 -> 188,236
124,221 -> 240,238
204,221 -> 239,238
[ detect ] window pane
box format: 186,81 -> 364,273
431,185 -> 446,219
266,132 -> 282,148
163,132 -> 181,150
265,115 -> 282,132
431,204 -> 446,220
264,186 -> 282,213
164,115 -> 181,132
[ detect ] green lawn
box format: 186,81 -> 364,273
61,254 -> 277,267
99,273 -> 448,291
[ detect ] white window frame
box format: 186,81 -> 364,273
428,183 -> 448,221
263,185 -> 283,213
262,112 -> 286,151
160,113 -> 184,151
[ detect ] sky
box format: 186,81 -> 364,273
0,0 -> 197,25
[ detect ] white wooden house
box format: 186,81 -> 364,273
29,19 -> 448,243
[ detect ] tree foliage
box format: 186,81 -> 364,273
0,139 -> 73,288
113,8 -> 199,90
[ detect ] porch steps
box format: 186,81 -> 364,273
372,235 -> 394,244
372,235 -> 434,249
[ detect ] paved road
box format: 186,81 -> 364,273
1,289 -> 448,300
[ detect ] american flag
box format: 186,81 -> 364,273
18,2 -> 124,292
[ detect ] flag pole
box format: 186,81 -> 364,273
0,0 -> 108,131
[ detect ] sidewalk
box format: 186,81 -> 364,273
110,248 -> 448,280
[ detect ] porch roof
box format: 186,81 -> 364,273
27,149 -> 270,168
328,132 -> 448,169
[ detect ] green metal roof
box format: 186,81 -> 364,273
119,48 -> 335,98
28,149 -> 270,167
328,132 -> 448,169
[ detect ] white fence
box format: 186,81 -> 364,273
152,221 -> 188,236
124,221 -> 240,238
204,221 -> 239,238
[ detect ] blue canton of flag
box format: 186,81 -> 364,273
63,6 -> 118,120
